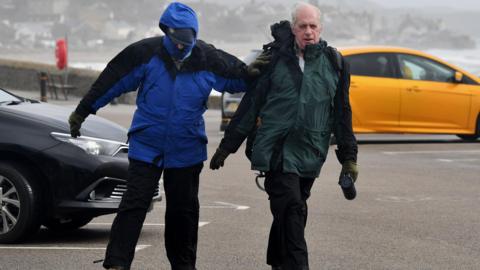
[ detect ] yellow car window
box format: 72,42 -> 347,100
398,54 -> 455,82
345,53 -> 396,78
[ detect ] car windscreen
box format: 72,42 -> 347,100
243,50 -> 262,65
0,89 -> 22,104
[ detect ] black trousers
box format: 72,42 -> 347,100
103,159 -> 203,270
265,171 -> 315,270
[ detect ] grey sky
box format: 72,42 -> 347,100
361,0 -> 480,10
226,0 -> 480,11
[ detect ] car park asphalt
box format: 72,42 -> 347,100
1,90 -> 479,270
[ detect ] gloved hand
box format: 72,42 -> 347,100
68,111 -> 85,138
247,51 -> 272,77
341,160 -> 358,182
210,148 -> 230,170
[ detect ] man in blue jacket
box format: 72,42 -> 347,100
68,2 -> 252,270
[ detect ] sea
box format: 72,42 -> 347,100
69,47 -> 480,76
425,48 -> 480,76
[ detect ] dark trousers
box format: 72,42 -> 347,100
103,159 -> 203,270
265,171 -> 315,270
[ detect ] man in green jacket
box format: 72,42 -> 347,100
210,2 -> 358,270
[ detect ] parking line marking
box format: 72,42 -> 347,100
157,201 -> 250,210
213,201 -> 250,210
436,158 -> 479,162
0,244 -> 151,251
383,150 -> 480,155
87,222 -> 210,227
375,196 -> 433,203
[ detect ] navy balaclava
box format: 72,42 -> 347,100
163,35 -> 194,60
159,2 -> 199,60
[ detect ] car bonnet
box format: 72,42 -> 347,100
0,102 -> 128,143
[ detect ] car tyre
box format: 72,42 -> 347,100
0,162 -> 43,243
43,216 -> 93,232
457,114 -> 480,141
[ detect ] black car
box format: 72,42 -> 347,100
0,88 -> 161,243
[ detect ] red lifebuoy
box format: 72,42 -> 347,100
55,39 -> 67,70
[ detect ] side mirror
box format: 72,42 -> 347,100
454,71 -> 463,83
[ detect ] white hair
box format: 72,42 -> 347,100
291,2 -> 322,26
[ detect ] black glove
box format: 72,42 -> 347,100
68,111 -> 85,138
247,51 -> 272,77
210,148 -> 230,170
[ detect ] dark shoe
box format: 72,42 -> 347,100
272,267 -> 282,270
107,267 -> 125,270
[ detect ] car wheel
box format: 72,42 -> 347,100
0,162 -> 43,243
43,217 -> 93,232
457,114 -> 480,141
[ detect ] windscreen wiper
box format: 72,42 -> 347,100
0,100 -> 23,106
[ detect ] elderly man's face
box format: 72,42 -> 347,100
292,6 -> 322,51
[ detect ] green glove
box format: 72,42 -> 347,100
210,148 -> 230,170
341,160 -> 358,182
247,51 -> 272,77
68,112 -> 85,138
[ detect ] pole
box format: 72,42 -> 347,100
39,71 -> 48,102
64,33 -> 69,85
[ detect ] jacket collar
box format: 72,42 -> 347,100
303,39 -> 328,60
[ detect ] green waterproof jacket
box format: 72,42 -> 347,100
220,22 -> 357,178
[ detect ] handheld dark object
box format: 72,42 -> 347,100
339,173 -> 356,200
255,171 -> 266,192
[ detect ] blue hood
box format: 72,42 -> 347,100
159,2 -> 199,38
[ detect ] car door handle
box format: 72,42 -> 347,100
350,82 -> 357,89
406,86 -> 420,92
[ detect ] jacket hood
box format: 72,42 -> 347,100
159,2 -> 198,38
270,20 -> 294,45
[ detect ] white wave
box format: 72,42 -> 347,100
426,48 -> 480,75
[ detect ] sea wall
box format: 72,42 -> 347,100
0,58 -> 221,108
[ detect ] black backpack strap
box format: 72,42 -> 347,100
325,46 -> 345,104
325,46 -> 343,72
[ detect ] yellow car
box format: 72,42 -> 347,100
221,46 -> 480,141
342,46 -> 479,141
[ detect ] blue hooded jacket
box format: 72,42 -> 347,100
74,2 -> 248,168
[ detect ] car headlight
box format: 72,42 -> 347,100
51,132 -> 128,156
